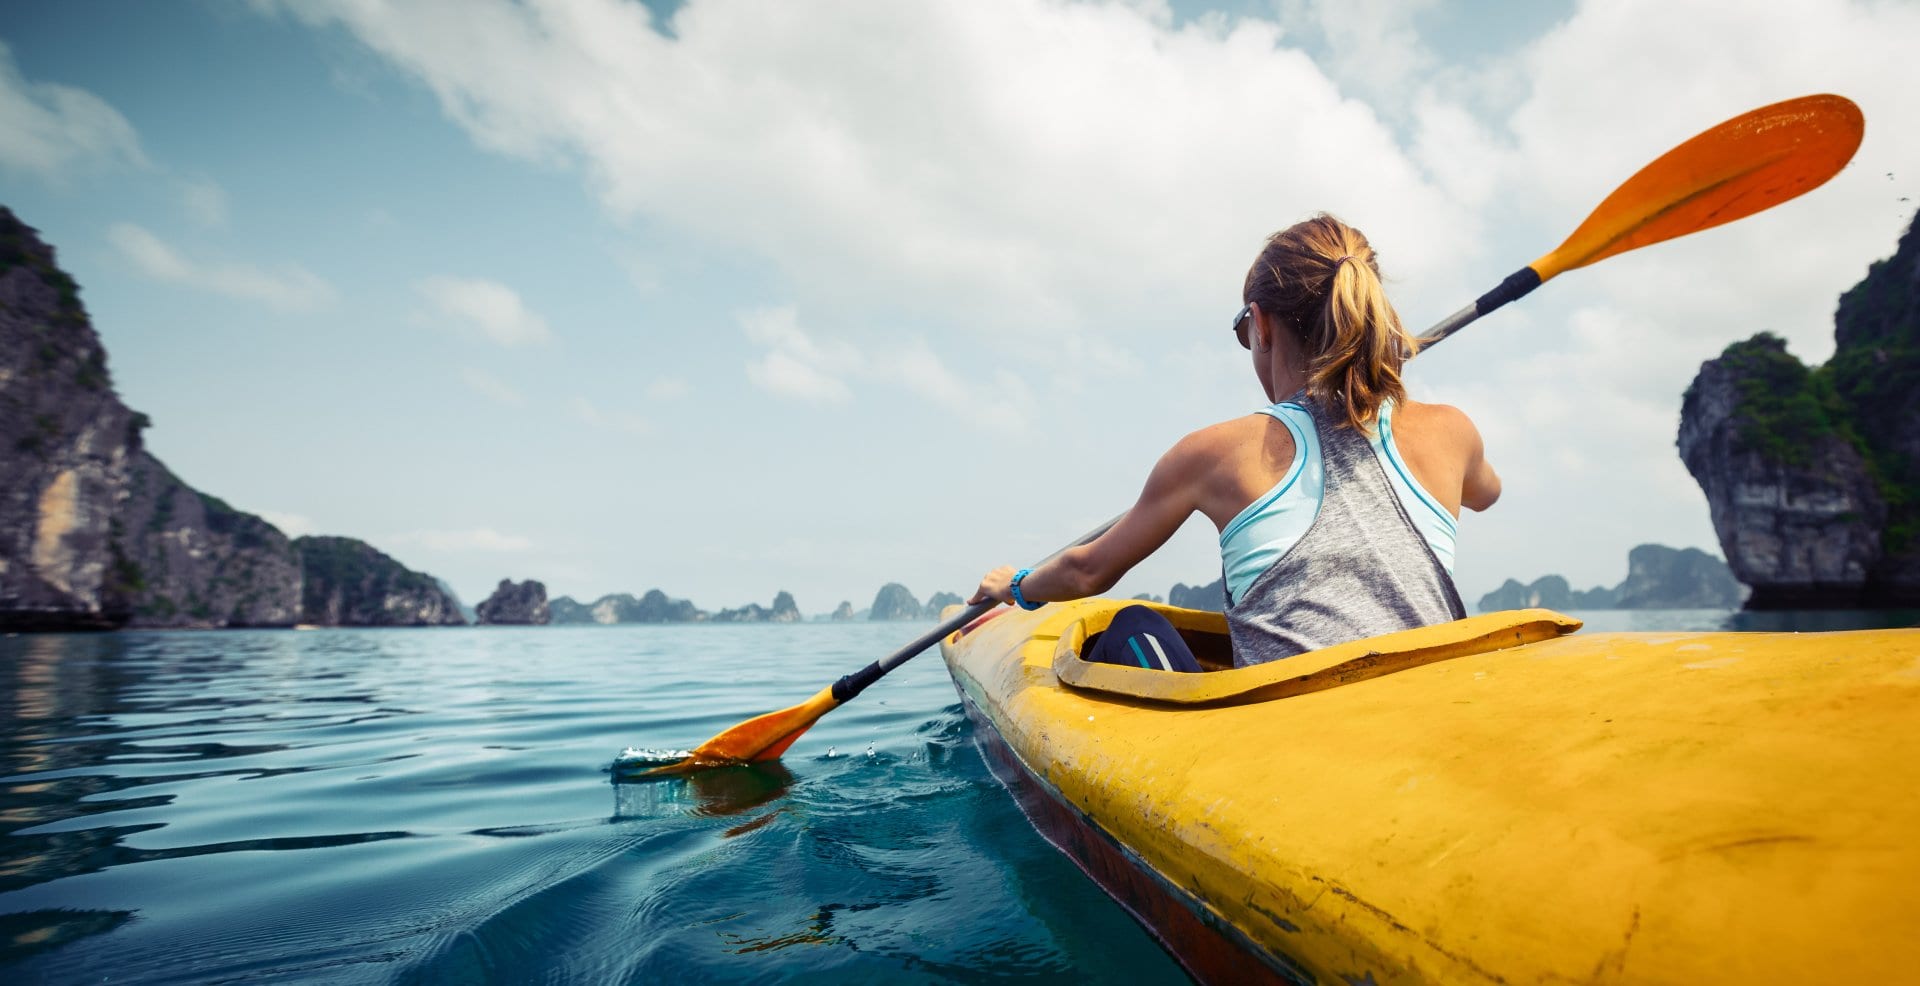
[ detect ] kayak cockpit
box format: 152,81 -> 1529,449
1055,605 -> 1581,706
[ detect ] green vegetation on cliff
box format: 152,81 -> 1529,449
1706,210 -> 1920,551
1713,333 -> 1853,468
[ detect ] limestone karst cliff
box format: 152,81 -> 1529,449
476,578 -> 550,625
1168,579 -> 1225,612
868,583 -> 922,621
1678,209 -> 1920,607
546,589 -> 706,624
1475,545 -> 1741,612
296,536 -> 465,626
2,208 -> 302,628
713,590 -> 802,623
0,208 -> 467,630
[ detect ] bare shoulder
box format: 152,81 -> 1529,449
1167,414 -> 1274,461
1395,399 -> 1483,450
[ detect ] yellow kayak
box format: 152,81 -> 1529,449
938,600 -> 1920,984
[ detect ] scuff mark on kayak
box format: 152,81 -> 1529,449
1313,877 -> 1511,984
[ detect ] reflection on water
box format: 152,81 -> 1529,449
0,625 -> 1184,982
3,611 -> 1910,980
613,761 -> 797,822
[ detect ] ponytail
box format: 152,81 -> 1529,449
1242,214 -> 1419,432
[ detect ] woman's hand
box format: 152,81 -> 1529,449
970,565 -> 1018,606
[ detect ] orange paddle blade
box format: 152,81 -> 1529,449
1533,93 -> 1864,282
644,686 -> 840,776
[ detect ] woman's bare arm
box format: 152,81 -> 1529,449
971,434 -> 1207,606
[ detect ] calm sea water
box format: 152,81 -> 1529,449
2,609 -> 1914,983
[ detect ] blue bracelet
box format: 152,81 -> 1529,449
1009,568 -> 1043,611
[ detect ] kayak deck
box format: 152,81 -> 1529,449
940,600 -> 1920,984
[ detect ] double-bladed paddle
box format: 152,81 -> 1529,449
644,93 -> 1863,776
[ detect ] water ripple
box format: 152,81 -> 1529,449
0,625 -> 1185,982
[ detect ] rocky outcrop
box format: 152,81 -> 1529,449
547,595 -> 592,623
868,583 -> 922,621
829,600 -> 854,621
295,536 -> 465,626
1611,544 -> 1745,609
109,453 -> 303,627
1478,546 -> 1739,613
545,589 -> 707,624
923,590 -> 962,616
0,208 -> 306,629
1476,575 -> 1616,613
476,578 -> 549,625
1169,579 -> 1225,612
1679,211 -> 1920,608
1679,337 -> 1891,607
714,590 -> 802,623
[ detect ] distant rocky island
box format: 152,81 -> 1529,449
1159,544 -> 1743,615
1476,544 -> 1745,612
1678,208 -> 1920,608
476,578 -> 549,625
0,208 -> 467,630
544,584 -> 961,625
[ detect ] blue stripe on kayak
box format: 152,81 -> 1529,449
1127,636 -> 1152,669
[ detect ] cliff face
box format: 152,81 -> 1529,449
0,208 -> 302,629
547,595 -> 591,623
476,578 -> 550,625
1477,546 -> 1740,612
1169,579 -> 1225,612
868,583 -> 922,621
545,589 -> 708,624
1829,208 -> 1920,594
295,536 -> 465,626
829,600 -> 853,621
0,209 -> 136,628
1611,545 -> 1745,608
1678,336 -> 1883,606
923,590 -> 962,616
714,590 -> 802,623
110,453 -> 303,627
1679,210 -> 1920,607
1476,575 -> 1617,613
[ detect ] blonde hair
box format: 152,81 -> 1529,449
1242,213 -> 1419,432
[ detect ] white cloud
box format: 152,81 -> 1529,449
646,377 -> 691,401
459,366 -> 525,406
257,0 -> 1473,338
417,275 -> 553,347
179,176 -> 229,226
393,528 -> 535,552
107,222 -> 335,311
740,305 -> 1032,429
742,306 -> 858,404
258,510 -> 316,538
570,396 -> 651,436
1275,0 -> 1439,118
0,41 -> 145,176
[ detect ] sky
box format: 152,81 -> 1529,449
1,0 -> 1916,615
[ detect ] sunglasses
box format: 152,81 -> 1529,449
1232,303 -> 1252,349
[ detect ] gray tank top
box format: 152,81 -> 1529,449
1225,396 -> 1466,666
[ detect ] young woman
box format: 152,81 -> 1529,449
969,214 -> 1501,669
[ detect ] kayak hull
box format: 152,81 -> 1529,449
940,600 -> 1920,984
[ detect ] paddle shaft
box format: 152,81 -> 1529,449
829,285 -> 1518,705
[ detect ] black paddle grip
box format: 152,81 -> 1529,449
832,661 -> 886,702
1475,267 -> 1542,316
